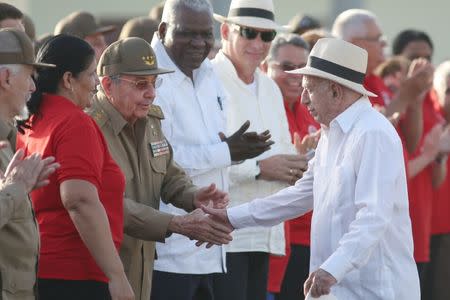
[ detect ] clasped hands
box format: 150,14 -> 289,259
170,183 -> 234,248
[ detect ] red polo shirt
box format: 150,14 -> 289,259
268,98 -> 319,292
407,91 -> 444,262
430,93 -> 450,235
17,94 -> 125,282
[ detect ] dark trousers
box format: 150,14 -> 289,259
151,271 -> 216,300
416,262 -> 429,300
214,252 -> 269,300
423,233 -> 450,300
38,278 -> 111,300
275,244 -> 310,300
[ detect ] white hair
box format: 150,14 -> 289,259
161,0 -> 213,24
433,60 -> 450,105
331,9 -> 379,41
0,64 -> 22,74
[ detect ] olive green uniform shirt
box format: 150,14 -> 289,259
0,120 -> 39,300
88,92 -> 198,300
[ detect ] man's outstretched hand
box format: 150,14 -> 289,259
195,204 -> 234,248
193,183 -> 229,209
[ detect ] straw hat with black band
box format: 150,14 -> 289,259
213,0 -> 283,31
288,38 -> 376,97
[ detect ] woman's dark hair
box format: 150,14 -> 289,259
392,29 -> 433,56
16,34 -> 95,133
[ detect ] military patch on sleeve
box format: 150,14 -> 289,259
148,105 -> 165,119
150,140 -> 170,157
89,109 -> 108,127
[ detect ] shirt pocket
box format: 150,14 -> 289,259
11,198 -> 33,221
1,268 -> 35,295
149,156 -> 167,175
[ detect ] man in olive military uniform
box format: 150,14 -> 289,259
88,37 -> 233,300
0,28 -> 58,300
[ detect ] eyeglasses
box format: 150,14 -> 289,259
354,35 -> 387,44
271,62 -> 307,71
116,76 -> 163,90
234,25 -> 277,43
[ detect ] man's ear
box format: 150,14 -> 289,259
158,22 -> 167,43
220,23 -> 230,40
331,82 -> 343,99
101,76 -> 114,98
0,68 -> 11,89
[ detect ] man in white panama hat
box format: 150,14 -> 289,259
211,0 -> 309,299
204,37 -> 420,300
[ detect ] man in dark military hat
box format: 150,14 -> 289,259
54,11 -> 116,61
88,36 -> 233,300
0,27 -> 58,300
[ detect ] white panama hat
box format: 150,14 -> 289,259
213,0 -> 283,31
289,37 -> 377,97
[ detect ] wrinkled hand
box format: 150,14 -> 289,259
169,205 -> 233,247
1,150 -> 44,193
294,131 -> 320,155
422,124 -> 443,161
304,269 -> 337,298
196,204 -> 234,248
220,120 -> 274,161
439,124 -> 450,154
1,149 -> 60,191
193,183 -> 229,209
108,272 -> 134,300
258,154 -> 308,185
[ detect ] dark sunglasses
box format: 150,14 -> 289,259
273,62 -> 307,71
235,25 -> 277,43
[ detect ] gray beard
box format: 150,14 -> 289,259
14,106 -> 29,121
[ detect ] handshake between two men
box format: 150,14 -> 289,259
167,120 -> 315,248
167,120 -> 278,247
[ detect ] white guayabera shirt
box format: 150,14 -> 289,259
228,98 -> 420,300
152,36 -> 230,274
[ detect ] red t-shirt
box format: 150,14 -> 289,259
267,99 -> 319,293
17,94 -> 125,282
407,91 -> 444,262
430,93 -> 450,235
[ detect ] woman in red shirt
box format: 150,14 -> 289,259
16,35 -> 133,300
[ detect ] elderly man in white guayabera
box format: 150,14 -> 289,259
203,38 -> 420,300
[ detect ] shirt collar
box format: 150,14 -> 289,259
0,118 -> 12,141
331,96 -> 372,134
95,91 -> 129,136
214,50 -> 261,87
151,32 -> 213,85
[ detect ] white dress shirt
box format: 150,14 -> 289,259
151,35 -> 229,274
212,51 -> 295,255
228,98 -> 420,299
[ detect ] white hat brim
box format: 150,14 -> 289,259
288,66 -> 377,97
213,13 -> 285,31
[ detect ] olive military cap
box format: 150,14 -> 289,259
97,37 -> 173,76
0,28 -> 55,68
54,11 -> 115,39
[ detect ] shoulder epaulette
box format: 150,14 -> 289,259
148,104 -> 165,119
87,106 -> 108,128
